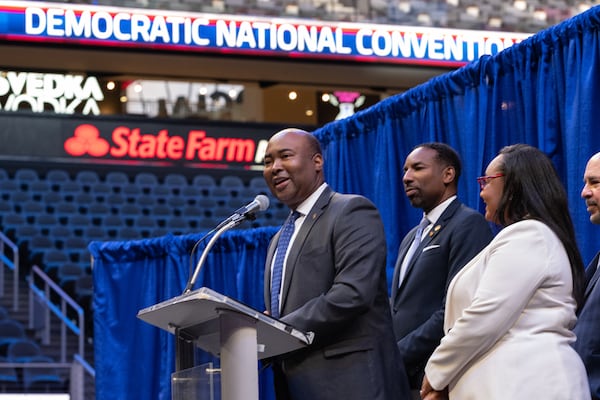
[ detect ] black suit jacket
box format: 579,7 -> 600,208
390,198 -> 493,388
264,186 -> 410,400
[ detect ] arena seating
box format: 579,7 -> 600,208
0,166 -> 285,329
0,306 -> 65,392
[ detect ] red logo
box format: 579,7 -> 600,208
64,124 -> 110,156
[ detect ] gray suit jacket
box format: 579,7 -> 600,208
264,186 -> 410,400
391,198 -> 493,388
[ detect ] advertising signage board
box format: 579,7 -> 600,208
0,1 -> 532,67
0,113 -> 280,172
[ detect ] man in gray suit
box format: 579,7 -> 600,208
263,128 -> 410,400
390,143 -> 493,397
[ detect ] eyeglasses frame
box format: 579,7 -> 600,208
477,173 -> 505,190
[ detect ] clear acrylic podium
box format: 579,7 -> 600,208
137,287 -> 313,400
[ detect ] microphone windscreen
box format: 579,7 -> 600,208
256,194 -> 270,211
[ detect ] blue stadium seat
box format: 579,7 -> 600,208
105,171 -> 129,185
106,193 -> 126,207
75,170 -> 100,185
6,338 -> 42,363
0,320 -> 26,353
122,183 -> 141,197
10,191 -> 30,205
73,274 -> 93,304
164,173 -> 188,187
181,186 -> 203,204
249,176 -> 269,191
54,202 -> 78,218
134,216 -> 157,238
196,197 -> 218,209
220,175 -> 245,188
83,226 -> 107,241
0,356 -> 19,390
67,215 -> 91,229
103,215 -> 124,228
192,174 -> 217,188
166,217 -> 190,235
182,205 -> 205,218
46,170 -> 70,184
166,196 -> 186,208
150,204 -> 172,218
118,227 -> 142,240
29,235 -> 54,252
57,263 -> 85,287
150,227 -> 170,237
29,180 -> 51,197
151,185 -> 171,199
14,168 -> 39,184
137,195 -> 156,208
42,192 -> 63,207
134,172 -> 159,194
87,203 -> 111,216
22,355 -> 64,391
13,225 -> 40,246
209,187 -> 230,206
36,214 -> 59,229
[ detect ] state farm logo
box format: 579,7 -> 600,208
64,124 -> 110,156
64,123 -> 267,164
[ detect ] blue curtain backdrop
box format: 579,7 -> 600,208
91,6 -> 600,400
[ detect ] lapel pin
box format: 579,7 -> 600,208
429,225 -> 441,237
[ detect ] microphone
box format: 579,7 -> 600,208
182,194 -> 271,294
232,194 -> 270,218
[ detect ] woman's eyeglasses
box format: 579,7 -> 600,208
477,174 -> 504,190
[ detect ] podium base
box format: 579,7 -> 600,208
172,362 -> 221,400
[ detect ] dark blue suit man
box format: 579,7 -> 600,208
573,152 -> 600,400
390,143 -> 494,395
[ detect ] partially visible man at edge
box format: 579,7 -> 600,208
263,128 -> 410,400
390,142 -> 494,398
574,151 -> 600,400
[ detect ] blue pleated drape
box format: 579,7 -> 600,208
315,5 -> 600,269
90,227 -> 278,400
92,6 -> 600,400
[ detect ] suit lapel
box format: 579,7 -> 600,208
584,252 -> 600,300
395,199 -> 462,296
279,187 -> 333,312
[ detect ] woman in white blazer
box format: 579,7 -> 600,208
420,144 -> 590,400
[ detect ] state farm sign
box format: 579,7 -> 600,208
64,123 -> 268,165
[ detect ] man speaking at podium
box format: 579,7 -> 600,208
262,128 -> 410,400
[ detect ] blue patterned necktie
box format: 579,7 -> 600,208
270,211 -> 301,319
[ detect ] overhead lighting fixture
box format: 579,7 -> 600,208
288,91 -> 298,100
321,93 -> 330,102
513,0 -> 527,11
106,81 -> 116,90
466,6 -> 480,17
488,17 -> 502,28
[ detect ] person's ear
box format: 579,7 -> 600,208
313,153 -> 324,172
442,166 -> 455,185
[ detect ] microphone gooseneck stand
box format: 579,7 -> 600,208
183,214 -> 249,295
